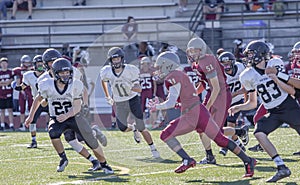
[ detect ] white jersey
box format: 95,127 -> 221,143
100,64 -> 139,102
240,58 -> 288,109
22,71 -> 40,97
226,62 -> 246,104
38,78 -> 83,117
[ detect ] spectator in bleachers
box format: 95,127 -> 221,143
178,0 -> 188,13
122,16 -> 138,44
244,0 -> 251,11
73,0 -> 86,6
203,0 -> 224,20
11,0 -> 36,20
273,0 -> 285,18
0,0 -> 13,20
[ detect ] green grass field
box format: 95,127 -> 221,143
1,127 -> 300,185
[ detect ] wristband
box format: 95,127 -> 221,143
277,72 -> 290,83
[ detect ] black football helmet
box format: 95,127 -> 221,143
107,47 -> 125,69
33,55 -> 45,72
218,52 -> 236,72
52,58 -> 73,84
243,40 -> 270,65
42,48 -> 62,70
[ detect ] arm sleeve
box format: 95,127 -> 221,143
156,83 -> 181,110
100,66 -> 110,82
130,66 -> 140,85
38,80 -> 48,99
73,80 -> 84,100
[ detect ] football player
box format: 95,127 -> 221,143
14,55 -> 48,148
25,58 -> 113,173
187,38 -> 241,165
147,51 -> 256,177
228,40 -> 300,182
0,57 -> 14,131
100,47 -> 160,158
13,55 -> 34,131
37,48 -> 106,171
218,52 -> 248,156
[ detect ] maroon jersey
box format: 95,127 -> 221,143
13,67 -> 32,92
140,71 -> 154,111
0,69 -> 13,99
160,70 -> 229,147
192,54 -> 231,129
165,70 -> 199,112
192,54 -> 228,92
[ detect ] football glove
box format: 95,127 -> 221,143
105,96 -> 114,106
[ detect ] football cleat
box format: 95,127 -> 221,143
57,158 -> 68,172
239,125 -> 249,146
92,125 -> 107,147
111,122 -> 117,129
266,166 -> 291,183
219,148 -> 228,156
198,156 -> 216,165
248,144 -> 264,152
133,129 -> 141,143
27,140 -> 37,148
174,158 -> 196,173
90,160 -> 102,171
151,149 -> 160,159
18,124 -> 26,131
243,158 -> 257,178
101,164 -> 114,174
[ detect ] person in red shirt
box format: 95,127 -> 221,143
0,57 -> 14,130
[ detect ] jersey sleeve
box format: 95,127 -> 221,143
22,72 -> 30,86
72,80 -> 84,99
73,67 -> 83,81
200,55 -> 218,79
38,79 -> 49,98
129,65 -> 140,85
100,66 -> 110,82
240,70 -> 254,91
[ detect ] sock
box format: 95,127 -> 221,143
149,143 -> 156,150
177,148 -> 190,160
1,123 -> 5,128
235,128 -> 245,137
32,136 -> 36,141
272,154 -> 285,166
206,149 -> 214,158
9,123 -> 14,128
86,154 -> 96,162
100,161 -> 107,167
237,150 -> 251,163
59,151 -> 67,160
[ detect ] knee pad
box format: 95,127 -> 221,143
68,139 -> 84,153
63,130 -> 76,142
29,123 -> 36,132
48,129 -> 62,139
117,119 -> 128,132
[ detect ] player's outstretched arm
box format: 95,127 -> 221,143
25,95 -> 43,127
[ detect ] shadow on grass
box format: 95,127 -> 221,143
66,170 -> 131,183
186,177 -> 262,184
0,134 -> 7,137
136,158 -> 178,164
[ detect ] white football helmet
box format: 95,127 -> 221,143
186,37 -> 207,63
154,51 -> 180,79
